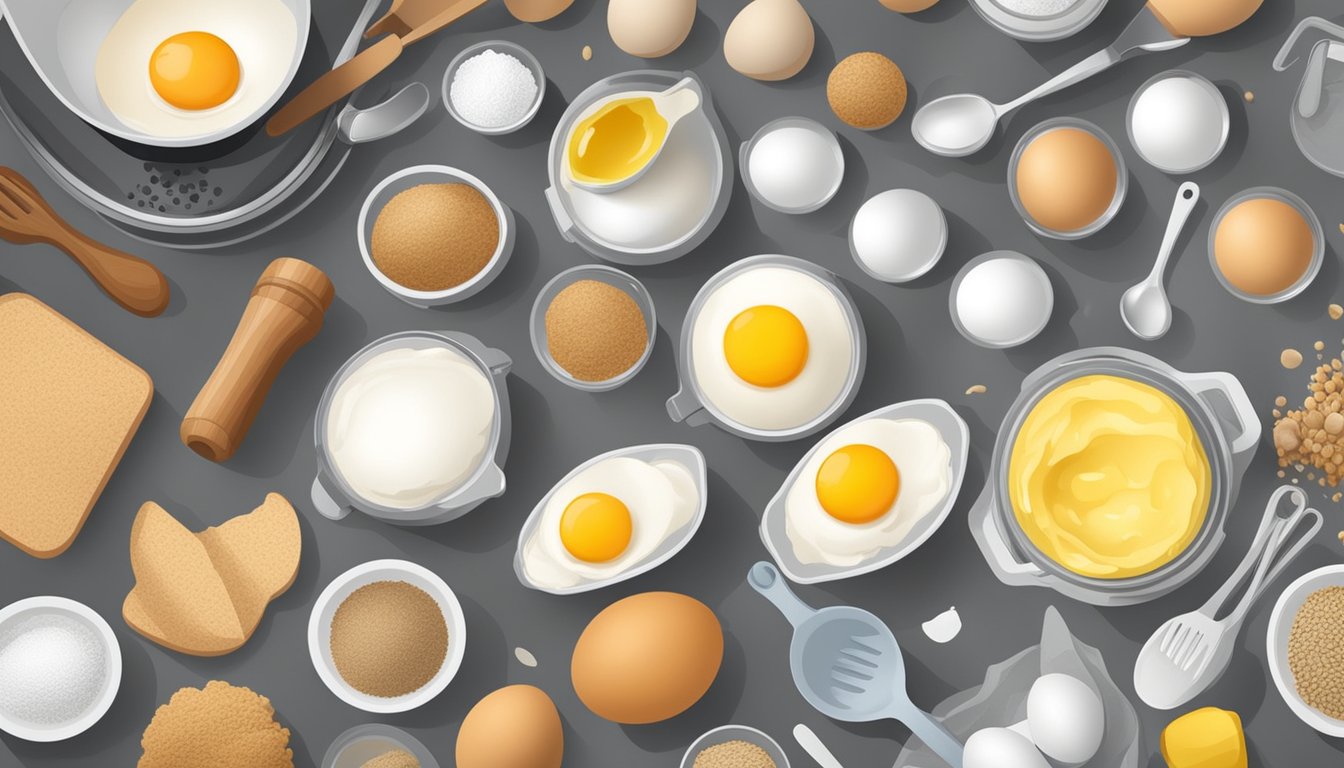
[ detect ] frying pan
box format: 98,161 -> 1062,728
0,0 -> 310,148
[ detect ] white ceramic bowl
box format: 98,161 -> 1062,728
357,165 -> 515,308
1267,564 -> 1344,736
308,560 -> 467,714
0,596 -> 121,742
680,725 -> 790,768
442,40 -> 546,135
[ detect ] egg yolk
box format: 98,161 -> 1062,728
815,444 -> 900,524
560,492 -> 633,563
723,305 -> 809,388
149,31 -> 240,111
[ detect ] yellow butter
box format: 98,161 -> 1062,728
566,96 -> 668,185
1008,374 -> 1211,579
1161,707 -> 1248,768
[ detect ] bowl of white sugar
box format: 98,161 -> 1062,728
969,0 -> 1108,41
443,41 -> 545,135
0,596 -> 121,742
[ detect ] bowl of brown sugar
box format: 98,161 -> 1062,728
530,265 -> 656,391
1268,564 -> 1344,736
359,165 -> 514,307
308,559 -> 466,714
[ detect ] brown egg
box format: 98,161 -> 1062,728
571,592 -> 723,724
879,0 -> 941,11
456,685 -> 563,768
724,0 -> 815,82
503,0 -> 573,22
1214,197 -> 1315,297
1147,0 -> 1263,37
608,0 -> 696,58
1014,127 -> 1118,234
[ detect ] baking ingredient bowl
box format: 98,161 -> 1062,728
1267,564 -> 1344,737
680,725 -> 791,768
969,0 -> 1108,41
358,165 -> 515,308
529,265 -> 657,392
1207,186 -> 1323,305
850,189 -> 947,283
761,399 -> 969,584
322,723 -> 440,768
950,251 -> 1054,349
740,116 -> 845,214
667,255 -> 866,443
1,0 -> 310,148
970,348 -> 1259,606
308,559 -> 466,714
1009,117 -> 1128,240
0,596 -> 121,742
442,40 -> 545,135
311,331 -> 511,526
1127,69 -> 1229,174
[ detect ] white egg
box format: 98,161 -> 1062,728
850,189 -> 947,283
784,417 -> 951,567
95,0 -> 298,140
1027,673 -> 1105,764
690,265 -> 855,432
1129,74 -> 1228,174
952,253 -> 1053,348
964,727 -> 1051,768
520,457 -> 699,590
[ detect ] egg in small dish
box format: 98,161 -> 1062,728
687,258 -> 859,434
94,0 -> 300,140
517,445 -> 705,593
762,400 -> 969,582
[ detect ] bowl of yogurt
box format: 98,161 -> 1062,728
311,331 -> 512,526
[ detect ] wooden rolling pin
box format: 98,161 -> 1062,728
181,258 -> 334,462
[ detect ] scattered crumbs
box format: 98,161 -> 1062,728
1278,395 -> 1290,407
1331,304 -> 1343,320
1279,470 -> 1287,478
1244,90 -> 1255,102
1334,492 -> 1342,503
514,646 -> 538,668
582,45 -> 593,61
1338,531 -> 1344,543
965,384 -> 987,395
1283,348 -> 1305,369
1317,341 -> 1327,352
1309,473 -> 1317,481
1339,223 -> 1344,236
1293,478 -> 1301,484
1274,409 -> 1282,418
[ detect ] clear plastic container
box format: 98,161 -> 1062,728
529,265 -> 656,392
1207,186 -> 1324,305
322,724 -> 439,768
442,40 -> 545,136
1008,117 -> 1128,240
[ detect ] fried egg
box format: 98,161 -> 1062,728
94,0 -> 298,139
785,417 -> 951,566
690,264 -> 854,432
521,456 -> 699,590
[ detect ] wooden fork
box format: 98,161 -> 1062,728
0,168 -> 170,317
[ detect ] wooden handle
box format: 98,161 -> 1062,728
266,35 -> 403,138
0,167 -> 170,316
181,258 -> 334,462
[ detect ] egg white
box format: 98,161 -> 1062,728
94,0 -> 297,139
521,457 -> 698,589
690,265 -> 854,432
785,418 -> 951,566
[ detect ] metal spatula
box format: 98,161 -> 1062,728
749,562 -> 964,768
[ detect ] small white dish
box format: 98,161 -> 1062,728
949,250 -> 1054,349
0,596 -> 121,742
442,40 -> 546,136
308,560 -> 466,714
760,399 -> 969,584
681,725 -> 791,768
515,444 -> 707,595
1267,564 -> 1344,736
740,116 -> 845,215
357,165 -> 515,308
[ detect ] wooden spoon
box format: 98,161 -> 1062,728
0,167 -> 170,317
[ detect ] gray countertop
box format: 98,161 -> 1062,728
2,0 -> 1342,765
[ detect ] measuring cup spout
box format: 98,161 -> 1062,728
748,561 -> 817,629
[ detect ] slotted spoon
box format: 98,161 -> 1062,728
749,562 -> 964,768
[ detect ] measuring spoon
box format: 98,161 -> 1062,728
1120,181 -> 1200,340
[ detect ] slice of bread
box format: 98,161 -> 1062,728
124,493 -> 301,657
0,293 -> 152,558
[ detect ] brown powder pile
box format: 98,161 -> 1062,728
1273,358 -> 1344,486
545,279 -> 648,382
1288,586 -> 1344,720
371,183 -> 500,292
827,53 -> 906,130
361,749 -> 420,768
330,580 -> 448,698
138,681 -> 293,768
693,740 -> 777,768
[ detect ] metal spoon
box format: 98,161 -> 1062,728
1120,181 -> 1200,340
337,82 -> 431,144
912,5 -> 1189,157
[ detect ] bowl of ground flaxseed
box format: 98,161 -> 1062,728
530,265 -> 657,392
1268,564 -> 1344,736
308,560 -> 466,714
680,725 -> 790,768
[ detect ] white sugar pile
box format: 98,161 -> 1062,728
450,49 -> 539,129
0,614 -> 106,726
996,0 -> 1081,16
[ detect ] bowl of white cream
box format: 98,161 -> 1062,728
311,331 -> 512,526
